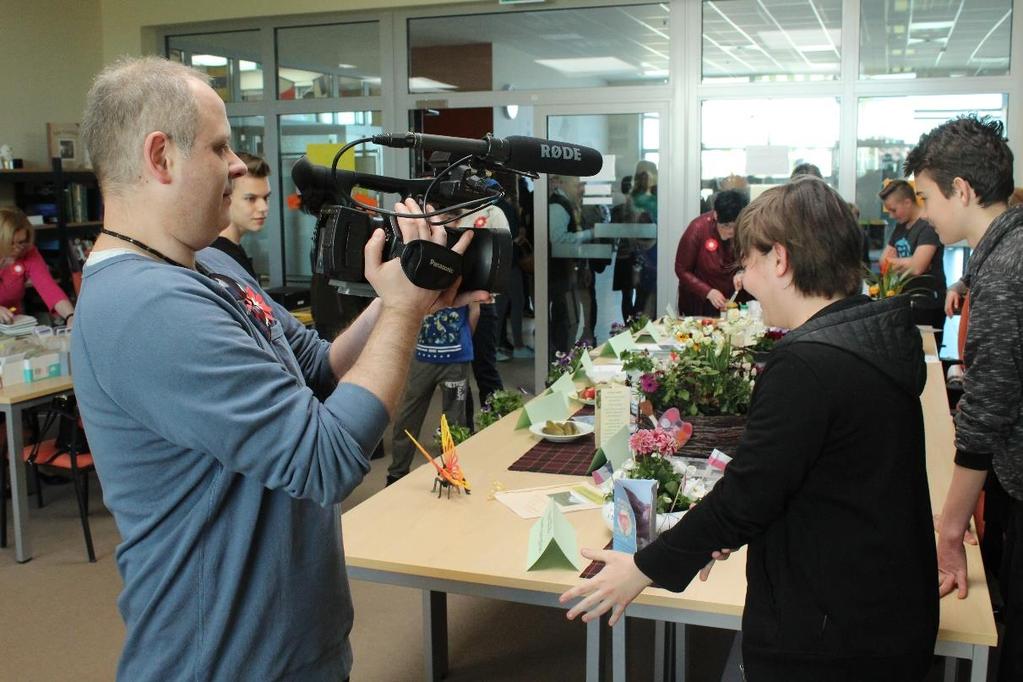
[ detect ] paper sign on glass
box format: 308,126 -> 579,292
600,331 -> 637,358
516,390 -> 571,429
526,499 -> 583,571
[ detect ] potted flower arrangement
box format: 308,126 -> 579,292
601,427 -> 712,534
475,389 -> 526,430
865,260 -> 927,300
546,339 -> 593,386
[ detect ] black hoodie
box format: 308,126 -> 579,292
634,295 -> 938,679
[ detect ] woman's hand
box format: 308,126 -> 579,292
559,548 -> 652,626
0,307 -> 15,325
706,289 -> 728,310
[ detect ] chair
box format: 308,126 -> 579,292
21,395 -> 96,562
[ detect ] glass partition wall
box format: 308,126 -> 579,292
162,0 -> 1021,380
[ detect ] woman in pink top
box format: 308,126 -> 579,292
0,207 -> 75,327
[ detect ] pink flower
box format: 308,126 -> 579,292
629,428 -> 679,457
639,373 -> 660,394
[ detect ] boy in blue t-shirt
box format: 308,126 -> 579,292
388,303 -> 479,484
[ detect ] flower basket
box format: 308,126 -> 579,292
675,414 -> 746,459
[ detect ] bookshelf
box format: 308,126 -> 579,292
0,158 -> 102,300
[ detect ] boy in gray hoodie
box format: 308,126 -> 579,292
906,115 -> 1022,681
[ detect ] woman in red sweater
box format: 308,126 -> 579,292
0,208 -> 75,327
674,189 -> 749,316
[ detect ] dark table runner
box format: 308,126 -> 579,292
508,405 -> 597,476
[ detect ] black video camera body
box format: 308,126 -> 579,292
313,205 -> 511,294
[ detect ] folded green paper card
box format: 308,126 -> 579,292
600,331 -> 637,358
573,350 -> 596,381
603,424 -> 632,470
526,499 -> 583,571
549,371 -> 577,397
516,390 -> 572,429
635,321 -> 665,344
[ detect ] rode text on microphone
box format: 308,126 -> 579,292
292,131 -> 603,295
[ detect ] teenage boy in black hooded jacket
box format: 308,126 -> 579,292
561,177 -> 939,681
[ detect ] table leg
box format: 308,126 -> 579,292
586,617 -> 601,682
421,590 -> 448,681
612,616 -> 626,682
970,646 -> 989,682
6,406 -> 32,562
674,623 -> 687,682
654,621 -> 667,681
944,655 -> 958,682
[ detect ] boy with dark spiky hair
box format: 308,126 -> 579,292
906,115 -> 1022,681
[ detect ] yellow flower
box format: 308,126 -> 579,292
885,289 -> 896,298
868,284 -> 880,296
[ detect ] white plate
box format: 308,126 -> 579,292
529,419 -> 595,443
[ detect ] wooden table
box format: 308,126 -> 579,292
1,376 -> 74,562
342,331 -> 996,681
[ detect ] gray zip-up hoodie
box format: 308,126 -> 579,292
954,206 -> 1023,501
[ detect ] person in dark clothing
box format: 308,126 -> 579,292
562,177 -> 938,681
674,189 -> 749,316
910,116 -> 1022,682
209,152 -> 270,280
878,179 -> 946,349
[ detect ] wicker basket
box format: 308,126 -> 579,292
677,414 -> 747,459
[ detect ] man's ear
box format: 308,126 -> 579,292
952,177 -> 975,207
142,131 -> 174,185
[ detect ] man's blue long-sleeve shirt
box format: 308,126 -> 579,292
71,248 -> 388,681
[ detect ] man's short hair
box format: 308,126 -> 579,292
878,179 -> 916,203
81,56 -> 210,196
790,163 -> 823,180
736,177 -> 863,299
713,189 -> 749,223
237,152 -> 270,178
904,115 -> 1014,207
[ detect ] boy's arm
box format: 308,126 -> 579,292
468,302 -> 480,333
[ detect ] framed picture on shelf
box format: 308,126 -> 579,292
46,122 -> 85,169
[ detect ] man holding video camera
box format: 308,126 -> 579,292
72,56 -> 488,682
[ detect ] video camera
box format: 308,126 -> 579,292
291,132 -> 602,295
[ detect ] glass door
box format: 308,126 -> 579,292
532,105 -> 667,391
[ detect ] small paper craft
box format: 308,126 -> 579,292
590,460 -> 615,485
516,390 -> 572,429
658,408 -> 694,448
612,479 -> 657,554
600,331 -> 637,358
707,448 -> 733,472
549,371 -> 577,397
526,499 -> 584,571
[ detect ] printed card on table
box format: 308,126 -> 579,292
515,390 -> 571,429
594,384 -> 631,448
612,478 -> 657,554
